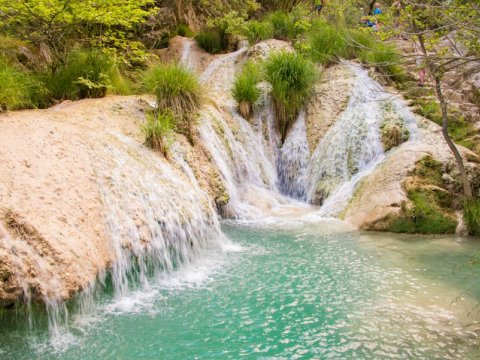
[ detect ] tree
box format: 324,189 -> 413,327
386,0 -> 480,199
0,0 -> 157,71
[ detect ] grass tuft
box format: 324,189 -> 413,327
464,199 -> 480,236
143,110 -> 175,157
244,21 -> 275,44
143,63 -> 202,141
0,58 -> 47,111
232,61 -> 262,119
265,52 -> 317,142
195,28 -> 228,54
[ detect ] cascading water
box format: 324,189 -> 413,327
306,63 -> 418,216
93,132 -> 223,298
277,111 -> 310,200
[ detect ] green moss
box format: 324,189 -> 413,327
387,155 -> 457,234
176,23 -> 194,38
388,190 -> 457,234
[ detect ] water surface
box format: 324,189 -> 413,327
1,221 -> 479,359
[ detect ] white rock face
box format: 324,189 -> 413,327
341,118 -> 480,230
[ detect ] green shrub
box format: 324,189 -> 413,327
0,58 -> 47,111
143,110 -> 175,157
47,49 -> 128,100
143,63 -> 202,141
265,52 -> 317,142
176,23 -> 194,38
244,20 -> 275,44
307,23 -> 353,65
358,42 -> 405,82
232,61 -> 262,119
267,11 -> 296,41
195,28 -> 228,54
464,199 -> 480,236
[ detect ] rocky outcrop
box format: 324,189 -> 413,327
305,64 -> 355,153
341,118 -> 480,231
0,95 -> 226,306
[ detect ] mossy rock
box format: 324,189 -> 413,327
385,155 -> 457,234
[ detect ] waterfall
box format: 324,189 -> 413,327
277,111 -> 310,200
180,40 -> 194,70
93,132 -> 223,298
307,63 -> 418,216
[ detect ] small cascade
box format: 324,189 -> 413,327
93,132 -> 223,297
200,46 -> 248,94
180,40 -> 195,70
277,111 -> 310,200
307,63 -> 419,216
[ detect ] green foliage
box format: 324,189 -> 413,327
267,11 -> 297,41
232,61 -> 262,118
389,190 -> 457,234
388,155 -> 457,234
306,22 -> 354,65
176,24 -> 194,38
0,58 -> 47,111
0,0 -> 156,69
244,21 -> 275,44
143,110 -> 175,157
46,49 -> 128,101
463,199 -> 480,237
143,63 -> 202,141
409,97 -> 477,152
195,28 -> 228,54
358,42 -> 406,82
265,52 -> 317,142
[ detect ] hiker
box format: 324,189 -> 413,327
373,3 -> 383,15
314,0 -> 324,14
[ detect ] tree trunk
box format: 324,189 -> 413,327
433,75 -> 473,199
415,32 -> 473,199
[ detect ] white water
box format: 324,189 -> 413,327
307,64 -> 418,216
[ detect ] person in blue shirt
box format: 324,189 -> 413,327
373,3 -> 383,15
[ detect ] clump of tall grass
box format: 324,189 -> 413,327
195,28 -> 228,54
265,52 -> 317,142
306,22 -> 353,65
464,199 -> 480,236
0,58 -> 47,111
358,42 -> 405,82
143,109 -> 176,158
244,21 -> 274,44
143,63 -> 202,142
232,61 -> 262,119
267,11 -> 296,41
47,49 -> 129,100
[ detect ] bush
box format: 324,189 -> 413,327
265,52 -> 317,142
195,28 -> 228,54
244,21 -> 274,44
232,61 -> 262,119
267,11 -> 296,41
143,63 -> 202,141
0,58 -> 47,111
358,42 -> 405,82
306,22 -> 353,65
464,199 -> 480,236
47,49 -> 128,101
176,23 -> 194,38
143,110 -> 175,157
